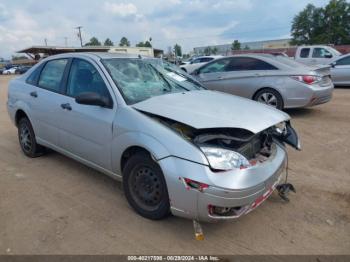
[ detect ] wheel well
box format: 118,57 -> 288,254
15,110 -> 28,126
252,87 -> 284,104
121,146 -> 152,173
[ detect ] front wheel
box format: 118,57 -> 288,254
123,152 -> 170,220
253,88 -> 284,110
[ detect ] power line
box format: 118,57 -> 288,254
75,26 -> 83,47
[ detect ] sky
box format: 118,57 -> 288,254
0,0 -> 331,59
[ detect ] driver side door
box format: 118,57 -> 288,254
57,58 -> 116,170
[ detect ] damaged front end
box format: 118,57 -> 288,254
147,112 -> 300,172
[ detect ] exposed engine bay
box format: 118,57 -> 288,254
143,112 -> 299,164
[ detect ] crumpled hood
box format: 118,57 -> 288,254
132,90 -> 290,134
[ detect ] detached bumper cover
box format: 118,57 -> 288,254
158,144 -> 287,222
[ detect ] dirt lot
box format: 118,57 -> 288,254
0,75 -> 349,254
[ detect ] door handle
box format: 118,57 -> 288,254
30,91 -> 37,98
61,103 -> 72,111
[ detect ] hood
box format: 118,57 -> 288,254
132,90 -> 290,134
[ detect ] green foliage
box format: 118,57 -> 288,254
84,37 -> 101,46
136,41 -> 152,47
291,0 -> 350,45
231,40 -> 241,50
119,37 -> 130,47
203,46 -> 218,55
104,38 -> 114,46
243,45 -> 250,50
174,44 -> 182,57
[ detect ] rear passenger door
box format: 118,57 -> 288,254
57,58 -> 116,170
331,56 -> 350,85
31,58 -> 70,147
311,47 -> 333,65
197,57 -> 278,97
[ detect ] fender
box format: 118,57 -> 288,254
111,131 -> 171,175
11,101 -> 36,129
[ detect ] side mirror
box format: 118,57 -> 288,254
75,92 -> 112,108
325,54 -> 333,59
330,62 -> 336,68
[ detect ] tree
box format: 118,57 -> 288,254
243,45 -> 250,50
231,40 -> 241,50
291,0 -> 350,45
84,37 -> 101,46
323,0 -> 350,44
119,37 -> 130,47
135,40 -> 152,47
104,38 -> 114,46
291,4 -> 324,45
204,46 -> 211,56
211,47 -> 218,55
174,44 -> 182,57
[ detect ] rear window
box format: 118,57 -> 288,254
300,48 -> 310,58
38,59 -> 68,92
26,64 -> 44,85
312,48 -> 332,58
336,56 -> 350,66
225,57 -> 277,71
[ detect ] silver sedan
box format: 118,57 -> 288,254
330,53 -> 350,86
192,54 -> 334,110
7,53 -> 299,222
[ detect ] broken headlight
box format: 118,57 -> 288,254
275,121 -> 287,135
201,147 -> 251,171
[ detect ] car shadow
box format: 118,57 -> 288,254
284,108 -> 317,118
334,85 -> 350,89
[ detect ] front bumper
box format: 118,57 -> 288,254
158,144 -> 287,222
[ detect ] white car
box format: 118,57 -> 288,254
2,67 -> 18,75
180,56 -> 222,74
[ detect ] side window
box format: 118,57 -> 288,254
335,56 -> 350,66
199,59 -> 231,74
38,59 -> 68,92
312,48 -> 332,58
26,63 -> 44,85
199,57 -> 213,63
300,48 -> 310,58
67,59 -> 111,100
226,57 -> 277,71
191,58 -> 201,64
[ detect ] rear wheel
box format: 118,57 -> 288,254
253,88 -> 283,110
123,152 -> 170,220
18,118 -> 45,157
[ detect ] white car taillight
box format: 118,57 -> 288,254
290,75 -> 322,85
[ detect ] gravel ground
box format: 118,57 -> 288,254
0,75 -> 349,254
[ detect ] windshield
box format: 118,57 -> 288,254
145,58 -> 205,91
102,58 -> 196,104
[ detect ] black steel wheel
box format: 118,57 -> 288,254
18,117 -> 45,157
123,152 -> 170,220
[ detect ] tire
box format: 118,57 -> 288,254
123,152 -> 170,220
253,88 -> 284,110
18,117 -> 45,157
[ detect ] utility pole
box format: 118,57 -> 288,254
75,26 -> 83,47
44,38 -> 48,46
64,37 -> 68,47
